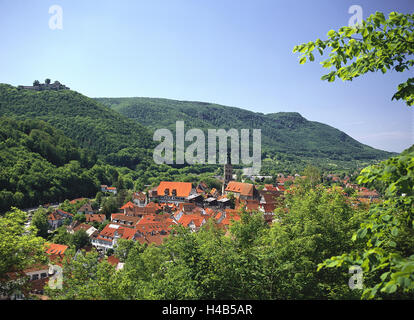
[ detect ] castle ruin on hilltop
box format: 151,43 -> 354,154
18,79 -> 70,91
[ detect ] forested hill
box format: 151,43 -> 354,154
0,84 -> 153,158
0,117 -> 104,212
96,97 -> 394,162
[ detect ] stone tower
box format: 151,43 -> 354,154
222,151 -> 233,193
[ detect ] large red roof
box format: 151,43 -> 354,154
157,181 -> 193,198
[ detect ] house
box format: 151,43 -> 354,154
107,187 -> 118,195
67,222 -> 98,238
45,243 -> 68,257
101,185 -> 117,195
47,209 -> 73,230
111,213 -> 140,227
85,213 -> 106,224
132,192 -> 147,207
107,256 -> 124,271
91,224 -> 137,253
77,203 -> 94,215
224,181 -> 260,201
219,209 -> 241,228
149,181 -> 195,204
123,202 -> 160,217
187,193 -> 204,206
177,214 -> 206,232
120,201 -> 136,214
214,209 -> 240,229
209,188 -> 220,198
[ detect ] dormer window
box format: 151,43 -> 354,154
172,189 -> 177,197
164,188 -> 169,196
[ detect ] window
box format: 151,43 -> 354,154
32,274 -> 39,281
41,273 -> 47,278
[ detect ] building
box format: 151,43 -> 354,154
91,223 -> 137,253
132,192 -> 147,207
17,80 -> 70,91
101,185 -> 117,195
85,213 -> 106,224
47,209 -> 73,230
222,152 -> 233,194
77,203 -> 94,215
224,181 -> 260,201
149,181 -> 195,204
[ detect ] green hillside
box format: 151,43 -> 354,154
0,117 -> 104,212
0,84 -> 153,159
96,97 -> 395,172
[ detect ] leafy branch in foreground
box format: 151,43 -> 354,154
293,11 -> 414,106
318,149 -> 414,299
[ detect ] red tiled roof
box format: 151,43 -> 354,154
107,255 -> 120,266
157,181 -> 193,198
225,181 -> 254,197
111,213 -> 140,226
178,214 -> 205,228
220,211 -> 241,226
69,198 -> 87,204
264,184 -> 278,191
120,201 -> 135,210
73,223 -> 94,232
125,205 -> 158,216
133,192 -> 147,201
85,214 -> 106,223
45,243 -> 68,256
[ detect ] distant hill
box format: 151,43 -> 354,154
96,97 -> 394,170
0,84 -> 153,157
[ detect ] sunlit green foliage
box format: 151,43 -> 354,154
293,12 -> 414,106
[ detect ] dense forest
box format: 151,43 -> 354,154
0,117 -> 130,212
0,84 -> 154,167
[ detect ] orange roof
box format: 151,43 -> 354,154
45,243 -> 68,256
221,212 -> 241,226
107,255 -> 120,266
120,201 -> 135,210
178,214 -> 205,228
85,213 -> 106,223
111,213 -> 141,226
225,181 -> 254,197
157,181 -> 193,198
99,224 -> 137,240
245,200 -> 259,211
69,198 -> 87,204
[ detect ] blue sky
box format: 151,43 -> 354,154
0,0 -> 413,152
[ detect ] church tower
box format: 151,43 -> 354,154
222,151 -> 233,194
